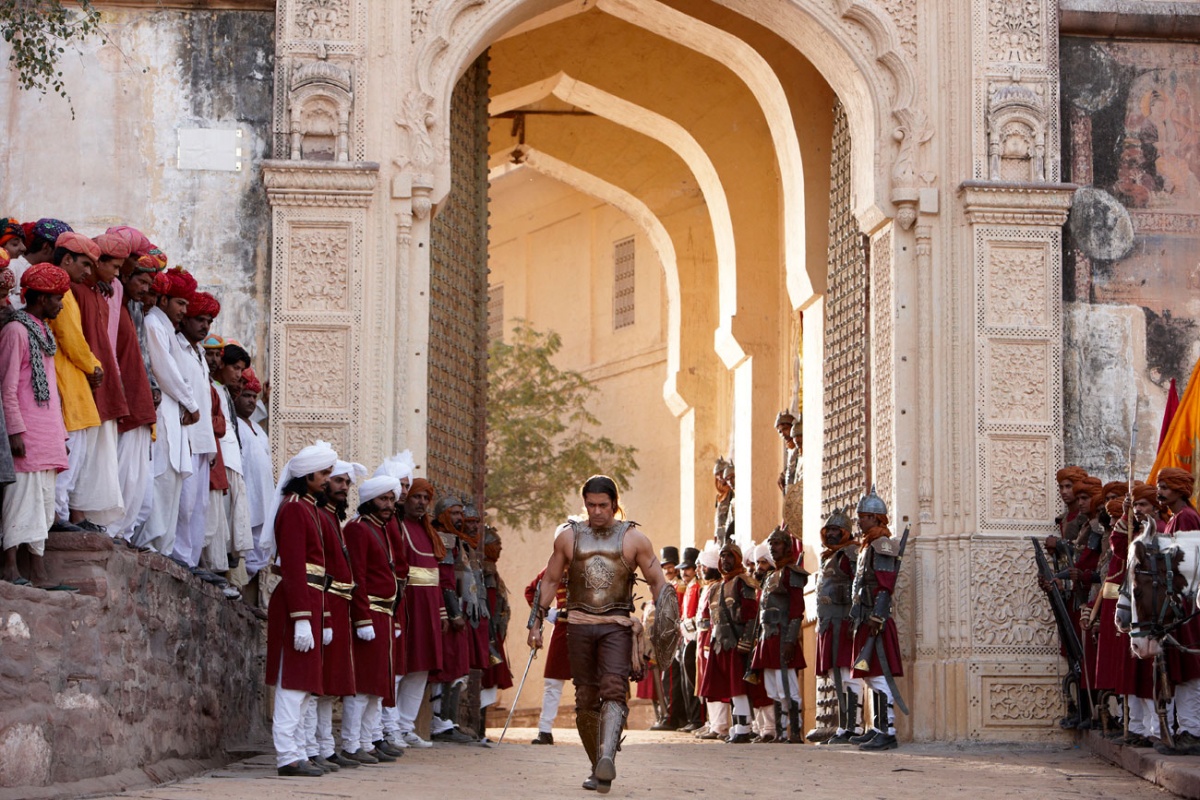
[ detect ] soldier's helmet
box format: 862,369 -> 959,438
775,410 -> 796,427
822,507 -> 853,532
767,525 -> 791,544
433,495 -> 464,518
789,417 -> 802,439
856,485 -> 888,516
463,503 -> 480,520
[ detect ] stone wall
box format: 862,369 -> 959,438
0,533 -> 265,797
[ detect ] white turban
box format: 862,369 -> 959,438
698,541 -> 720,570
332,460 -> 368,484
753,543 -> 774,566
359,475 -> 401,505
259,440 -> 339,560
375,450 -> 415,482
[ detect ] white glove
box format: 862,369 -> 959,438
293,619 -> 315,652
356,625 -> 376,642
395,625 -> 403,639
323,627 -> 333,646
547,608 -> 560,624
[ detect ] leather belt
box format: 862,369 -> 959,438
306,573 -> 331,591
328,579 -> 355,601
408,566 -> 438,586
369,594 -> 397,614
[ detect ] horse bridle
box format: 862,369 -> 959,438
1131,533 -> 1200,648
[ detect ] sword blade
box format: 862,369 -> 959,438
498,647 -> 537,744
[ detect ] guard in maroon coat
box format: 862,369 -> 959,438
392,477 -> 445,748
479,525 -> 513,738
264,442 -> 338,777
341,474 -> 404,766
429,494 -> 475,743
815,508 -> 860,745
1154,467 -> 1200,754
849,486 -> 903,751
1115,485 -> 1165,745
526,566 -> 570,744
699,540 -> 761,743
752,526 -> 809,742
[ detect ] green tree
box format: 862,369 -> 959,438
1,1 -> 101,111
486,321 -> 638,530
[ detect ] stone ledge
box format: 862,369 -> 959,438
1082,728 -> 1200,798
0,757 -> 227,800
1060,1 -> 1200,39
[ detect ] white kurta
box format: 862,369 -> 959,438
176,334 -> 215,458
238,417 -> 274,529
144,307 -> 196,478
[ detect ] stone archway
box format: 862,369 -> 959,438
264,0 -> 1075,742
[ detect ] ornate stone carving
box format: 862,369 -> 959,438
986,681 -> 1060,724
970,541 -> 1056,652
871,228 -> 895,505
880,0 -> 917,60
987,342 -> 1048,422
985,246 -> 1047,328
412,0 -> 434,43
987,82 -> 1046,182
280,422 -> 352,463
262,161 -> 379,207
915,225 -> 934,524
295,0 -> 351,41
286,228 -> 351,312
986,0 -> 1043,64
288,60 -> 354,162
986,437 -> 1051,523
282,327 -> 352,410
395,90 -> 439,173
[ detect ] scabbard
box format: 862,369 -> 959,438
830,622 -> 845,699
874,636 -> 909,716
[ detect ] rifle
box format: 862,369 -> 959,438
1031,537 -> 1085,682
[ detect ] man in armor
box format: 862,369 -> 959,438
815,508 -> 861,745
774,410 -> 798,492
479,524 -> 512,738
752,526 -> 809,743
714,458 -> 733,544
528,476 -> 676,794
849,487 -> 903,751
699,540 -> 762,744
652,546 -> 687,731
429,494 -> 475,743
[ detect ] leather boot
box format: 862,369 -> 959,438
727,714 -> 752,744
594,701 -> 627,792
823,690 -> 854,745
577,709 -> 601,791
860,697 -> 897,750
433,684 -> 475,743
767,701 -> 783,742
850,692 -> 883,745
788,701 -> 805,743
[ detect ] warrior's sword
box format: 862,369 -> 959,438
498,647 -> 537,744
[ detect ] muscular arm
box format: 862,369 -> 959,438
528,527 -> 572,649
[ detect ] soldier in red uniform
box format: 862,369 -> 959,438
694,543 -> 728,740
815,508 -> 860,745
371,451 -> 413,748
752,526 -> 809,743
526,566 -> 569,744
341,474 -> 404,765
393,477 -> 445,749
699,541 -> 761,744
849,487 -> 903,751
1119,485 -> 1165,745
263,441 -> 338,777
1154,467 -> 1200,754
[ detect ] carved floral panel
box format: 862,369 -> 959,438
984,679 -> 1060,725
293,0 -> 353,41
970,541 -> 1056,652
286,226 -> 351,312
987,0 -> 1044,65
986,436 -> 1051,523
985,245 -> 1048,328
281,422 -> 351,462
986,341 -> 1049,422
282,326 -> 352,410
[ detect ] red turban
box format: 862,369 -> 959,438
162,267 -> 197,299
0,251 -> 9,270
1157,467 -> 1195,498
104,225 -> 153,257
187,291 -> 220,319
55,232 -> 101,261
149,271 -> 171,296
135,248 -> 167,273
1056,466 -> 1089,485
241,367 -> 262,395
92,232 -> 132,260
20,263 -> 71,300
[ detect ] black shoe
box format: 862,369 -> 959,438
726,732 -> 752,744
373,739 -> 405,758
596,779 -> 612,794
1122,734 -> 1153,748
822,731 -> 855,746
531,731 -> 554,745
277,760 -> 324,777
328,752 -> 361,768
312,755 -> 339,772
432,726 -> 475,743
849,729 -> 879,746
50,521 -> 83,532
366,747 -> 396,763
77,520 -> 107,533
344,748 -> 378,764
1059,713 -> 1081,730
649,720 -> 677,731
859,733 -> 898,751
583,773 -> 598,791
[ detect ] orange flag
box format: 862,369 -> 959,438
1149,357 -> 1200,503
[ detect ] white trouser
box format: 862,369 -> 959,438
112,426 -> 152,538
731,695 -> 751,734
54,428 -> 87,522
754,705 -> 774,735
481,686 -> 498,709
1128,696 -> 1161,738
202,488 -> 229,572
707,701 -> 730,734
764,668 -> 802,704
861,676 -> 895,734
343,694 -> 382,753
539,678 -> 565,733
395,671 -> 429,735
273,663 -> 313,768
382,675 -> 403,737
315,696 -> 336,757
431,683 -> 452,734
139,464 -> 183,555
172,455 -> 210,567
1175,679 -> 1200,736
245,523 -> 269,577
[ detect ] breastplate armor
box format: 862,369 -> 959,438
817,546 -> 857,631
850,545 -> 879,624
566,520 -> 636,614
710,577 -> 748,653
437,531 -> 458,566
759,569 -> 789,637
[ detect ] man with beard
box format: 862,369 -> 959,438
752,526 -> 809,743
392,477 -> 445,748
262,441 -> 338,777
372,451 -> 415,749
341,473 -> 404,765
815,508 -> 860,745
676,547 -> 704,733
480,526 -> 513,737
429,494 -> 475,743
699,540 -> 762,745
528,476 -> 675,794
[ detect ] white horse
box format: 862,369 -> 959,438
1125,520 -> 1200,659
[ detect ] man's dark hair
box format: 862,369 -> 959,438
357,501 -> 374,518
222,344 -> 251,368
27,233 -> 56,255
23,289 -> 49,308
50,246 -> 70,266
580,475 -> 619,505
283,473 -> 327,504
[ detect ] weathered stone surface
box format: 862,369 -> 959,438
0,543 -> 266,793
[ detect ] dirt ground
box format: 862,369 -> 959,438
87,727 -> 1174,800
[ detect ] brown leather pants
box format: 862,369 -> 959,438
566,622 -> 632,712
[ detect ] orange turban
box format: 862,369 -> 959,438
407,478 -> 446,559
55,232 -> 100,261
1133,483 -> 1160,506
1104,498 -> 1125,519
104,225 -> 152,257
1101,481 -> 1128,500
92,232 -> 132,260
1157,467 -> 1195,498
1057,466 -> 1089,485
135,248 -> 168,273
187,291 -> 220,319
20,263 -> 71,300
